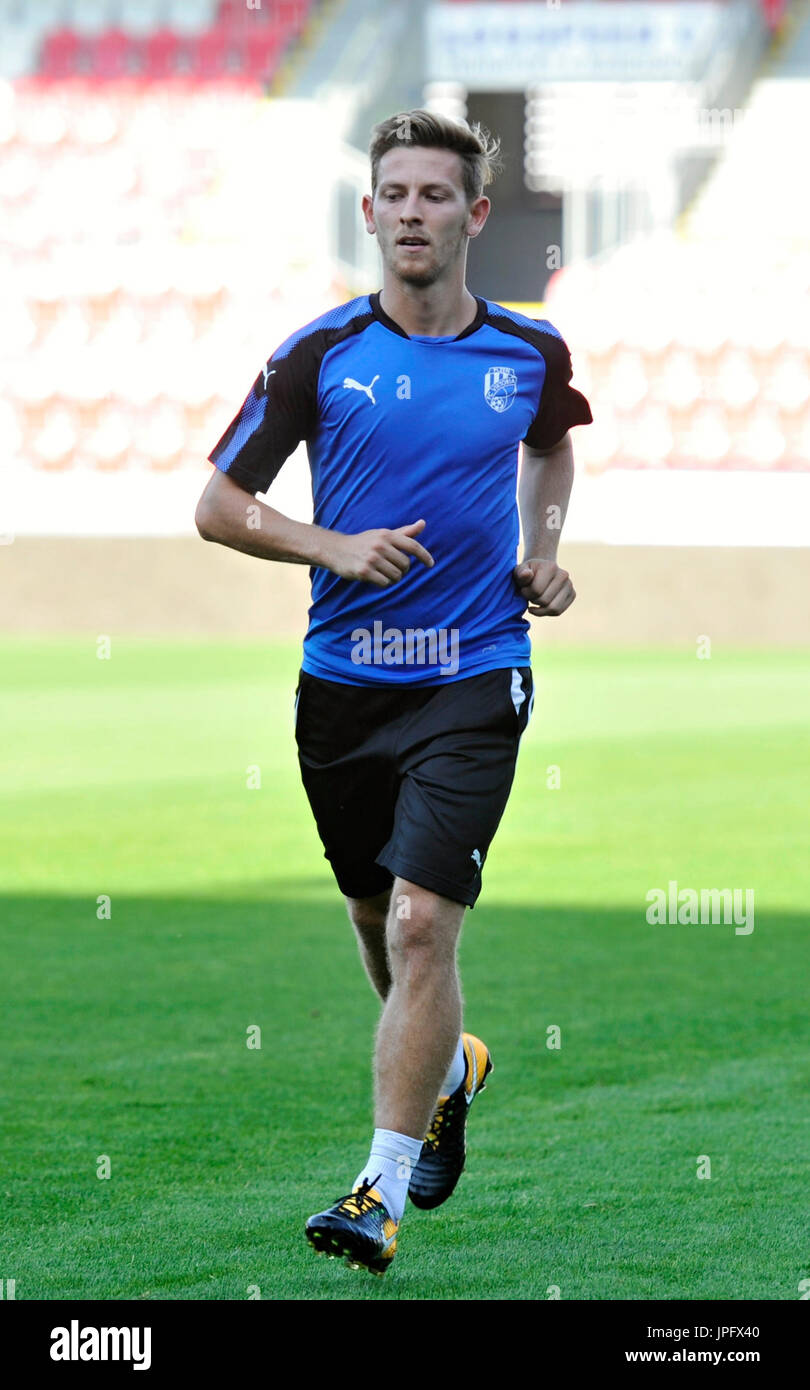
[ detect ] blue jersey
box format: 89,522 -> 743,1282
208,293 -> 592,686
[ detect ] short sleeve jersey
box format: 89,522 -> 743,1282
207,292 -> 593,686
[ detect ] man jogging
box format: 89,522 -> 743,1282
195,110 -> 592,1276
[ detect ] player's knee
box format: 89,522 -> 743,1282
347,904 -> 386,933
387,905 -> 458,973
345,891 -> 390,934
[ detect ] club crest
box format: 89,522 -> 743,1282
484,366 -> 517,413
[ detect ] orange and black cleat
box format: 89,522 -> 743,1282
408,1033 -> 493,1211
305,1175 -> 399,1276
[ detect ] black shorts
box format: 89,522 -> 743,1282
293,665 -> 534,909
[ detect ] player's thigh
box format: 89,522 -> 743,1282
294,669 -> 400,881
377,667 -> 533,909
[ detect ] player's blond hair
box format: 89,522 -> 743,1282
369,109 -> 502,204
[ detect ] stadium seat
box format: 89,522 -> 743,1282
190,26 -> 234,79
217,0 -> 307,22
242,30 -> 284,81
653,349 -> 703,410
13,96 -> 68,148
91,29 -> 141,80
607,351 -> 647,412
761,352 -> 810,412
216,0 -> 250,22
136,397 -> 186,470
217,0 -> 311,36
687,405 -> 733,467
782,416 -> 810,469
31,403 -> 79,471
0,398 -> 24,459
0,147 -> 37,200
38,29 -> 82,80
143,28 -> 180,79
87,402 -> 134,470
730,406 -> 786,469
277,0 -> 308,31
581,408 -> 620,474
619,406 -> 674,469
715,349 -> 759,409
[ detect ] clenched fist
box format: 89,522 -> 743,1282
514,558 -> 576,617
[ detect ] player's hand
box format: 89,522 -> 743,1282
513,558 -> 576,617
328,519 -> 435,587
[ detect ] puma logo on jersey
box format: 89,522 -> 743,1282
343,374 -> 380,405
471,848 -> 482,870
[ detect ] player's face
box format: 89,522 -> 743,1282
364,146 -> 489,287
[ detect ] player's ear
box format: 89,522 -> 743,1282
361,192 -> 376,235
466,194 -> 490,239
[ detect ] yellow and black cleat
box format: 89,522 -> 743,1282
409,1033 -> 493,1211
305,1176 -> 399,1276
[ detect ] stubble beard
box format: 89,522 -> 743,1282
382,223 -> 468,289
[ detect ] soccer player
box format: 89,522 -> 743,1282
195,110 -> 592,1276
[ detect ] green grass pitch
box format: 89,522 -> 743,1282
1,636 -> 808,1301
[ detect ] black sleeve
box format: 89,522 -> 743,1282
207,338 -> 319,495
523,329 -> 593,452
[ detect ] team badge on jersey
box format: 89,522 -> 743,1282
484,366 -> 517,413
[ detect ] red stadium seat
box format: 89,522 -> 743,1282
218,0 -> 311,32
190,27 -> 236,79
275,0 -> 301,28
242,30 -> 284,81
91,30 -> 141,81
39,29 -> 82,80
216,0 -> 245,22
143,29 -> 181,80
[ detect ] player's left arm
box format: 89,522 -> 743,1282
514,431 -> 576,618
514,324 -> 593,616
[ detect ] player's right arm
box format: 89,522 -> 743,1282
195,470 -> 433,586
199,333 -> 434,585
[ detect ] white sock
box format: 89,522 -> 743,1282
441,1035 -> 466,1097
353,1128 -> 424,1223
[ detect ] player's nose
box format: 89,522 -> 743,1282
399,192 -> 424,223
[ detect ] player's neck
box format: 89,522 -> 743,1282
378,279 -> 478,339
